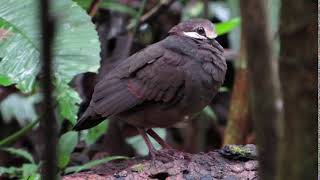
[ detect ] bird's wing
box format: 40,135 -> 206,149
91,44 -> 186,117
73,44 -> 166,130
126,50 -> 186,104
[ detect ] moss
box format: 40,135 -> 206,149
230,146 -> 249,157
130,164 -> 144,173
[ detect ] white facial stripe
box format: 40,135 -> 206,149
183,32 -> 207,39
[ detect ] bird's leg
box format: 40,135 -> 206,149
137,128 -> 157,160
146,129 -> 172,149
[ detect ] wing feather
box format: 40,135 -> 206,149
74,42 -> 187,130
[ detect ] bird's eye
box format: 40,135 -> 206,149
196,27 -> 205,35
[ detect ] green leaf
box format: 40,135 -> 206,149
21,164 -> 38,180
0,166 -> 22,178
0,94 -> 41,126
57,131 -> 78,169
203,106 -> 217,120
22,173 -> 41,180
83,120 -> 108,145
0,75 -> 13,86
0,0 -> 100,123
56,83 -> 81,125
64,156 -> 128,174
73,0 -> 92,10
1,148 -> 35,163
100,1 -> 138,17
215,17 -> 241,36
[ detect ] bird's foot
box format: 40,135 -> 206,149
146,129 -> 172,149
149,148 -> 187,163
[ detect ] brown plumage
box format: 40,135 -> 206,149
74,19 -> 227,158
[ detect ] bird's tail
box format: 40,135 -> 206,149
73,107 -> 105,131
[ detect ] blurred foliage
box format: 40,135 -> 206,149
82,121 -> 108,145
56,83 -> 82,125
0,120 -> 39,147
64,156 -> 128,174
0,0 -> 243,178
182,1 -> 230,21
0,75 -> 12,86
0,94 -> 41,126
182,1 -> 204,20
72,0 -> 92,9
1,148 -> 35,164
0,0 -> 100,124
74,0 -> 138,17
0,148 -> 40,179
100,1 -> 138,17
215,17 -> 241,36
57,131 -> 78,169
203,106 -> 217,120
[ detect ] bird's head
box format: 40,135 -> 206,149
169,19 -> 217,41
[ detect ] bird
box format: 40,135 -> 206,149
73,19 -> 227,159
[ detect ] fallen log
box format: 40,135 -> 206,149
64,144 -> 258,180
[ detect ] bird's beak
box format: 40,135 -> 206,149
208,38 -> 216,45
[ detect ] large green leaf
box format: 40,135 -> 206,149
0,0 -> 100,123
57,131 -> 78,169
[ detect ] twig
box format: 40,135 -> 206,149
130,0 -> 147,36
88,0 -> 102,17
0,119 -> 39,147
126,0 -> 175,31
39,0 -> 58,179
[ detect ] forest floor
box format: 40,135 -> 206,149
63,144 -> 258,180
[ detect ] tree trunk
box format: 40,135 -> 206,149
240,0 -> 283,179
224,37 -> 251,145
277,1 -> 317,179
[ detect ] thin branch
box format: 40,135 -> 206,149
88,0 -> 102,17
0,119 -> 39,147
131,0 -> 147,36
126,0 -> 175,31
39,0 -> 57,179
